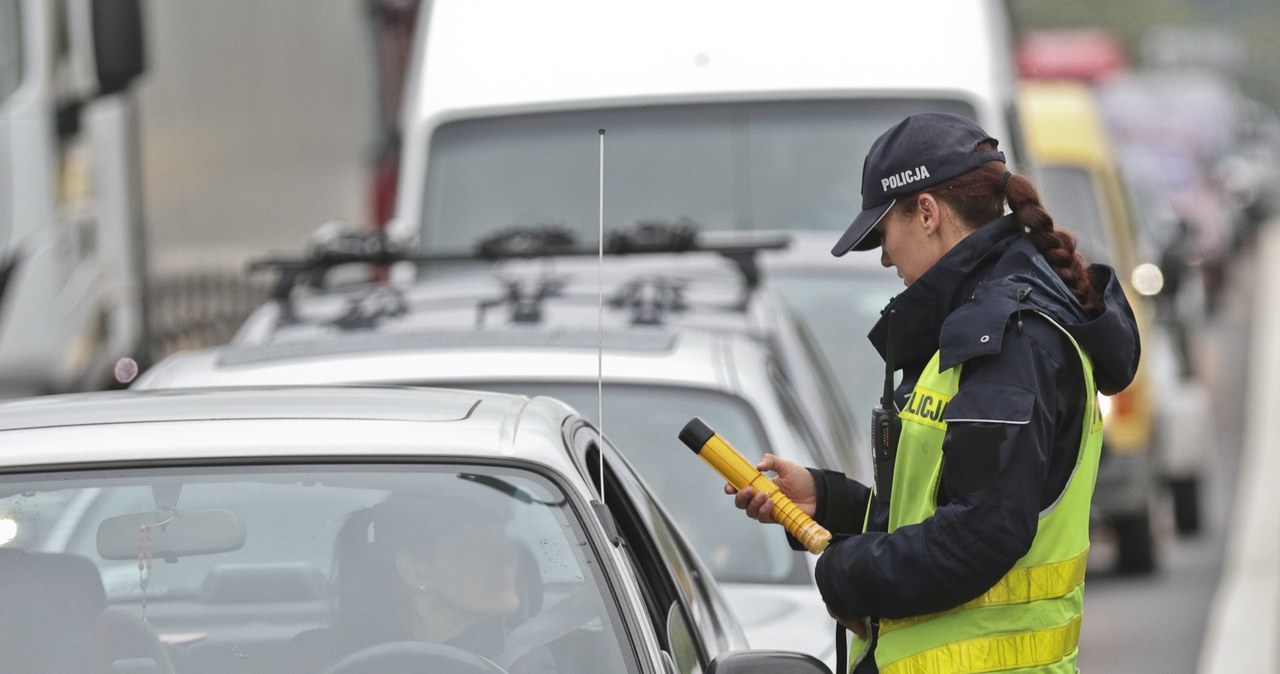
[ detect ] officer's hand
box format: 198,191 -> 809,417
724,453 -> 817,524
828,607 -> 870,640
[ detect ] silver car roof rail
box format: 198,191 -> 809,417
248,221 -> 791,326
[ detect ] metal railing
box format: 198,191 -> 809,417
144,272 -> 270,362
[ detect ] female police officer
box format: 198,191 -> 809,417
728,112 -> 1140,673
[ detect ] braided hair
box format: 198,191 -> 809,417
891,141 -> 1104,315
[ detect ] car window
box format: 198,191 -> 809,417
767,360 -> 842,477
1037,164 -> 1113,266
666,604 -> 701,674
0,463 -> 635,674
768,271 -> 901,417
421,98 -> 977,250
457,382 -> 804,585
793,316 -> 863,465
580,434 -> 747,673
1117,168 -> 1176,262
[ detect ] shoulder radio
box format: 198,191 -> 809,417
872,309 -> 901,504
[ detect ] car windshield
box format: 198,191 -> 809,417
420,99 -> 977,250
0,463 -> 633,674
1036,164 -> 1113,266
447,382 -> 806,586
767,272 -> 902,416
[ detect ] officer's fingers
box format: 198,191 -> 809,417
756,497 -> 777,524
724,483 -> 738,495
827,609 -> 869,639
762,453 -> 807,481
747,491 -> 776,523
774,457 -> 806,480
773,461 -> 814,497
733,486 -> 757,511
847,618 -> 869,640
744,490 -> 770,520
755,453 -> 779,474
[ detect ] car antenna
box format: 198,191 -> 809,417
597,128 -> 606,504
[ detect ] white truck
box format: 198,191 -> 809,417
0,0 -> 147,396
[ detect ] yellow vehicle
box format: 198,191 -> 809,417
1019,81 -> 1203,574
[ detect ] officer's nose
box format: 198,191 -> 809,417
880,247 -> 892,269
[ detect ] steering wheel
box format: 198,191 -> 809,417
321,641 -> 510,674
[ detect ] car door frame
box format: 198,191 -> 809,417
565,417 -> 747,672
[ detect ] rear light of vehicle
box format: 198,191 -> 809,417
1099,389 -> 1138,422
370,154 -> 399,229
1111,389 -> 1136,418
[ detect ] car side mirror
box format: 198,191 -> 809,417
706,650 -> 834,674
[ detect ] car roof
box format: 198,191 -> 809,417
0,387 -> 586,474
0,385 -> 490,430
145,252 -> 805,396
138,322 -> 755,393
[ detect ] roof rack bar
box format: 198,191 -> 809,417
248,225 -> 791,304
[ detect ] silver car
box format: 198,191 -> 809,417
137,254 -> 861,666
0,386 -> 836,674
235,246 -> 866,479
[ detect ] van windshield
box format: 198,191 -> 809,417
421,99 -> 977,250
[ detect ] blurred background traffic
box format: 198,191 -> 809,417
3,0 -> 1279,672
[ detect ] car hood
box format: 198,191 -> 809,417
722,582 -> 837,669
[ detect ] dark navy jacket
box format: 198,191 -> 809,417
807,215 -> 1141,672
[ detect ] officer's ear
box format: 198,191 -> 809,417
917,193 -> 941,235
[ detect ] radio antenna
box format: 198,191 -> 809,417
597,128 -> 606,503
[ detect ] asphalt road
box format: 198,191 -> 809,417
1076,231 -> 1256,673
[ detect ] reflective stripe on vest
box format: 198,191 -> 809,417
872,315 -> 1101,674
878,549 -> 1088,636
880,616 -> 1083,674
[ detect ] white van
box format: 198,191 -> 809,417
0,0 -> 148,395
388,0 -> 1022,252
386,0 -> 1021,662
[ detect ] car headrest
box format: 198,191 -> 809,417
0,548 -> 107,623
0,549 -> 108,672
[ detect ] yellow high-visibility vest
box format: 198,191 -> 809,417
862,319 -> 1102,674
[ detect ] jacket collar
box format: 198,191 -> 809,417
868,215 -> 1022,369
867,215 -> 1140,395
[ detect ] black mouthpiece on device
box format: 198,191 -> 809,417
679,417 -> 715,453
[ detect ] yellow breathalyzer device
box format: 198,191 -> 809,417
679,417 -> 831,554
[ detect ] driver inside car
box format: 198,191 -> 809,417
290,485 -> 556,674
